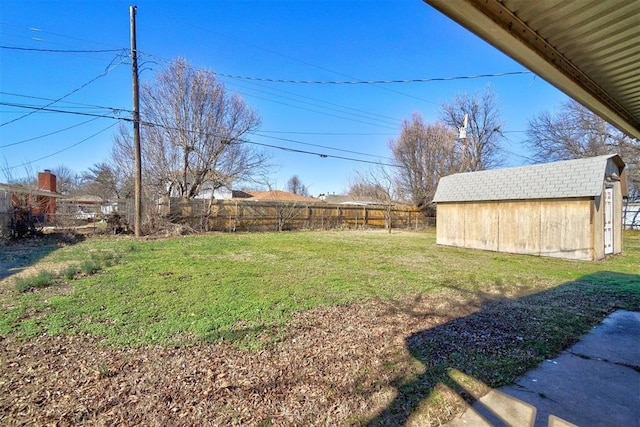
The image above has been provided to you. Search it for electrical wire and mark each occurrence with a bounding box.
[139,51,404,128]
[1,102,393,170]
[3,121,119,172]
[220,77,403,126]
[259,130,395,136]
[0,102,130,121]
[237,138,397,168]
[3,101,529,170]
[0,102,398,166]
[0,22,125,50]
[0,91,132,115]
[0,52,128,127]
[250,132,396,162]
[235,90,400,131]
[138,16,438,105]
[0,44,125,53]
[0,116,102,148]
[215,70,533,85]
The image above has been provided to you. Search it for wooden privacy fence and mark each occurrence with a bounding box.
[0,191,11,239]
[159,198,433,232]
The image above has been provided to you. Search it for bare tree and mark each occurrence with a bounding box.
[1,160,35,187]
[110,123,136,194]
[389,113,459,209]
[349,165,396,233]
[440,86,505,172]
[51,164,81,195]
[113,58,269,200]
[286,175,309,196]
[526,99,640,199]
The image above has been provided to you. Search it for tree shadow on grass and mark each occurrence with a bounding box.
[0,232,85,282]
[367,271,640,426]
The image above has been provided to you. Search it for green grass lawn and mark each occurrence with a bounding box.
[2,229,639,348]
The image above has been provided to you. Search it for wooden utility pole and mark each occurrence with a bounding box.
[130,5,142,237]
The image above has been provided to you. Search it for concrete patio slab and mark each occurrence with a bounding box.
[445,310,640,427]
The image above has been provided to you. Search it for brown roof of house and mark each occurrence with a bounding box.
[241,190,318,203]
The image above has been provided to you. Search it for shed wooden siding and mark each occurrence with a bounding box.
[433,155,627,261]
[437,199,594,260]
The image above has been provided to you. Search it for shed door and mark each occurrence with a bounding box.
[604,188,614,255]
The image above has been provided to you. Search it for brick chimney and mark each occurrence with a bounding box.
[38,169,57,192]
[37,170,57,220]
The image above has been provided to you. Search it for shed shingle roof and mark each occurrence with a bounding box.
[433,154,624,203]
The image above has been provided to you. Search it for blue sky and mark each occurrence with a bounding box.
[0,0,569,195]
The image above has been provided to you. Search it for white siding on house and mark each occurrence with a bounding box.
[625,203,640,230]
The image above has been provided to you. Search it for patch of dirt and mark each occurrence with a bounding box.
[0,291,486,426]
[0,234,81,303]
[0,234,80,280]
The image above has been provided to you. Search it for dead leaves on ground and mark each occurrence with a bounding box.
[0,293,470,426]
[1,283,628,426]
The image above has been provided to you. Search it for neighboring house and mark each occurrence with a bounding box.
[433,154,627,261]
[0,170,61,236]
[195,184,233,200]
[163,170,234,200]
[0,170,59,220]
[58,194,103,219]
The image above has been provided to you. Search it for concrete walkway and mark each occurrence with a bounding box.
[446,310,640,427]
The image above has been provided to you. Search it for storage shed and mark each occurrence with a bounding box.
[432,155,627,261]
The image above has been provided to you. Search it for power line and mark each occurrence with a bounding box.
[3,99,533,172]
[0,116,102,148]
[0,52,128,127]
[0,44,125,53]
[138,15,437,105]
[139,52,404,128]
[0,102,130,121]
[221,77,403,126]
[2,102,393,169]
[3,122,118,172]
[238,138,397,168]
[251,132,396,162]
[259,130,395,136]
[232,90,399,130]
[4,101,529,170]
[0,22,126,50]
[0,91,132,114]
[215,70,533,85]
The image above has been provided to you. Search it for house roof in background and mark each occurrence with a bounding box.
[241,190,318,203]
[321,194,386,205]
[433,154,625,203]
[0,183,65,198]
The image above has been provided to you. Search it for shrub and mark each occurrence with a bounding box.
[80,260,101,276]
[15,270,58,292]
[63,265,79,280]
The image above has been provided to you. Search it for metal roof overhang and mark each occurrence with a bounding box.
[423,0,640,140]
